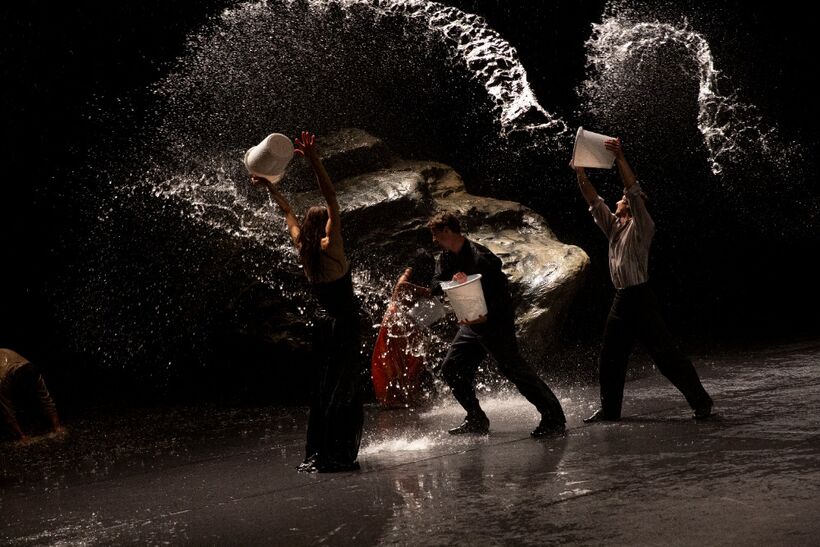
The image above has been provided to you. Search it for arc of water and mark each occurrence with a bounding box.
[149,0,578,260]
[144,0,583,317]
[282,0,568,140]
[584,17,791,176]
[150,0,574,250]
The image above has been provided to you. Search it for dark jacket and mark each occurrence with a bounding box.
[431,238,514,328]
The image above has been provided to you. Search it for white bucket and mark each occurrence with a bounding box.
[572,126,616,169]
[244,133,294,184]
[440,274,488,322]
[407,297,446,328]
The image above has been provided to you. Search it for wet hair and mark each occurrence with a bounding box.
[427,211,461,234]
[297,205,329,282]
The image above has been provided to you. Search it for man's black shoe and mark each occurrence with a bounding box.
[583,408,619,423]
[531,419,566,438]
[693,398,713,420]
[448,413,490,435]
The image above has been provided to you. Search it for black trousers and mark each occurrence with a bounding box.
[305,314,364,465]
[599,283,711,418]
[440,321,566,424]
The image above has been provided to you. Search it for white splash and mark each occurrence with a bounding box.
[360,435,438,454]
[278,0,567,138]
[148,152,287,249]
[582,15,797,176]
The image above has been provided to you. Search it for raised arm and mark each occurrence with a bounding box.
[295,131,341,241]
[572,160,617,237]
[605,138,653,234]
[605,138,637,191]
[253,176,300,245]
[571,161,600,207]
[395,267,432,300]
[393,267,433,305]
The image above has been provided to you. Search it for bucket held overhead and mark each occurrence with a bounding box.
[244,133,294,184]
[572,127,616,169]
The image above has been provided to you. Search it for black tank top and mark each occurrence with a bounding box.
[311,268,358,320]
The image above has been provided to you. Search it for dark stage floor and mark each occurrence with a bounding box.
[2,341,819,545]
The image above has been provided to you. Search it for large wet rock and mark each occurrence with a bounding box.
[249,129,589,366]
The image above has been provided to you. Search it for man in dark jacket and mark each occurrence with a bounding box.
[401,212,566,437]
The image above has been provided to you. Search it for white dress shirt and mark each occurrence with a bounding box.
[589,182,655,289]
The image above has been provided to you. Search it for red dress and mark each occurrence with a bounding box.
[370,268,428,408]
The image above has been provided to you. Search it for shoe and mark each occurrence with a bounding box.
[297,455,319,474]
[531,418,566,438]
[693,398,713,420]
[583,408,619,423]
[448,412,490,435]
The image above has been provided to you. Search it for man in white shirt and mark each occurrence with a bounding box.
[572,138,713,422]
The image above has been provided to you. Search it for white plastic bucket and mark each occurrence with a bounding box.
[572,126,616,169]
[244,133,294,184]
[440,274,488,322]
[407,297,446,328]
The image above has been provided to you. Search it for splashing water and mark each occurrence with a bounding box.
[581,11,800,176]
[147,0,569,249]
[360,435,442,454]
[146,0,799,270]
[360,393,548,455]
[63,0,814,381]
[318,0,568,137]
[156,0,568,140]
[114,0,572,377]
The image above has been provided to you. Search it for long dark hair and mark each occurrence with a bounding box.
[297,205,329,282]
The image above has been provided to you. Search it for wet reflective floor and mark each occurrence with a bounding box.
[2,341,819,545]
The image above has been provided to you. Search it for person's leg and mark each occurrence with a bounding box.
[636,287,712,415]
[321,320,365,470]
[302,319,332,470]
[479,322,565,425]
[440,327,487,415]
[440,327,489,433]
[304,373,324,462]
[594,292,637,420]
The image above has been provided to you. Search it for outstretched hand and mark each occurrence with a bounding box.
[294,130,317,158]
[604,138,625,160]
[569,159,585,175]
